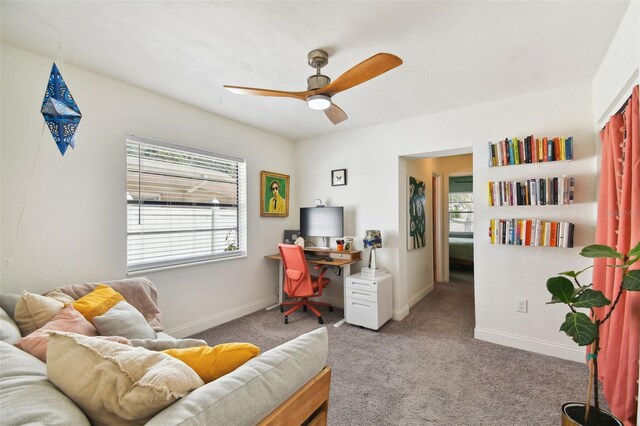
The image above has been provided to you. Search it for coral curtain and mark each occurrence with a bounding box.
[594,85,640,426]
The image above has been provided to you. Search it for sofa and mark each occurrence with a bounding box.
[0,277,331,425]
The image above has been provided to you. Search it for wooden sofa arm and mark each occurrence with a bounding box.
[258,366,331,426]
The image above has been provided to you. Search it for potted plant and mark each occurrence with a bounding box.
[546,241,640,425]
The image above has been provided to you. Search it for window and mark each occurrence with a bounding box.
[449,175,473,236]
[449,192,473,235]
[126,135,246,272]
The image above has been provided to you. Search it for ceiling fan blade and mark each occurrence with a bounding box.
[324,103,348,125]
[320,53,403,97]
[224,85,311,101]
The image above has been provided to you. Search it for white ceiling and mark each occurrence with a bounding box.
[0,1,630,140]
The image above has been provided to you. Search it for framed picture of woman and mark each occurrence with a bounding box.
[261,171,289,217]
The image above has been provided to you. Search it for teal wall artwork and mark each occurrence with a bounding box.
[408,176,426,250]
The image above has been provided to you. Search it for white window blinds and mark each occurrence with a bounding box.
[126,135,246,272]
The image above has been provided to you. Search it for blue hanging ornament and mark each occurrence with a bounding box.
[40,63,82,155]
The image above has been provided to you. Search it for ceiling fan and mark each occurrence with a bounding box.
[223,49,403,125]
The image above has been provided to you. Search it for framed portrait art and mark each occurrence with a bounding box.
[331,169,347,186]
[261,171,289,217]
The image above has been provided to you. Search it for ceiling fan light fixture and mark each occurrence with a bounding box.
[307,94,331,111]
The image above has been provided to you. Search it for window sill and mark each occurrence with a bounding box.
[127,254,247,276]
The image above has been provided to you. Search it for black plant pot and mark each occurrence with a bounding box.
[561,403,622,426]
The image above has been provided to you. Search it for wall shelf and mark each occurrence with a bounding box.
[488,136,573,167]
[488,176,574,206]
[489,219,574,248]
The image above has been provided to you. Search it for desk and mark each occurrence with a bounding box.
[265,249,361,327]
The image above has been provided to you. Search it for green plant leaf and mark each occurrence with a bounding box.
[573,284,592,296]
[559,265,593,278]
[622,269,640,291]
[626,256,640,267]
[628,241,640,258]
[547,276,574,304]
[572,289,611,308]
[560,312,597,346]
[580,244,624,259]
[546,295,563,305]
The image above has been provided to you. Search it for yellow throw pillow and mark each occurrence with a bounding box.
[163,343,260,383]
[72,284,124,322]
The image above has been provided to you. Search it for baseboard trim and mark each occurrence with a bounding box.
[408,283,434,308]
[474,327,584,363]
[388,283,432,322]
[165,297,275,338]
[393,305,409,321]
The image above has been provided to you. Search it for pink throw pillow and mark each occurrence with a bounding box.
[15,305,98,362]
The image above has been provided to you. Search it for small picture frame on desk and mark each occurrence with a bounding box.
[283,230,300,244]
[331,169,347,186]
[344,237,354,251]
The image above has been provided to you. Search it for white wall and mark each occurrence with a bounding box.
[0,45,297,336]
[295,83,596,361]
[402,158,432,309]
[592,0,639,127]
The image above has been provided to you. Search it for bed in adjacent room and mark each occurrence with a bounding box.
[448,236,474,268]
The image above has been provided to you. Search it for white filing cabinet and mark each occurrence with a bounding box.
[345,272,393,330]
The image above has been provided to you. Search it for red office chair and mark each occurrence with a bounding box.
[278,243,333,324]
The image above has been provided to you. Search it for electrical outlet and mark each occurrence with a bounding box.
[516,299,528,313]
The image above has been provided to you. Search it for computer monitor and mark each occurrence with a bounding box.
[300,207,344,249]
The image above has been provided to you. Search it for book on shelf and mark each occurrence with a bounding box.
[488,135,573,167]
[489,219,574,248]
[488,176,574,206]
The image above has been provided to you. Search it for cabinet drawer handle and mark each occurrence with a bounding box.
[352,302,370,308]
[353,282,370,287]
[351,291,369,296]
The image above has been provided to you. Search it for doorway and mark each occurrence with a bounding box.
[447,173,474,284]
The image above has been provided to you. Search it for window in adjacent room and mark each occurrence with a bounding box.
[126,135,246,272]
[448,175,473,236]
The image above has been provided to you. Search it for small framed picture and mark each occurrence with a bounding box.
[283,230,300,244]
[344,237,354,251]
[331,169,347,186]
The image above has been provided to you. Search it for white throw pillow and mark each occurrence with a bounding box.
[14,291,64,336]
[47,331,204,425]
[92,301,157,339]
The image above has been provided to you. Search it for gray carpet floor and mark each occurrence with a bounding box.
[191,274,598,425]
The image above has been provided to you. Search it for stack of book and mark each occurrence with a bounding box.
[489,219,574,248]
[488,136,573,167]
[488,176,574,206]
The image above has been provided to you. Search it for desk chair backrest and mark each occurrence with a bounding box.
[278,244,325,298]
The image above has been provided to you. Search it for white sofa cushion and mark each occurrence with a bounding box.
[46,331,204,426]
[147,327,328,426]
[0,307,21,344]
[0,340,90,425]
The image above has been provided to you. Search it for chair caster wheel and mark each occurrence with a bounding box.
[303,305,307,312]
[318,317,324,324]
[328,306,334,312]
[284,316,288,324]
[280,306,284,313]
